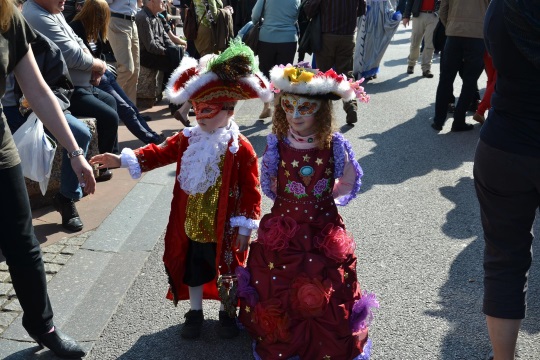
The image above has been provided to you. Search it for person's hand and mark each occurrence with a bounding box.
[234,234,250,252]
[89,153,121,169]
[70,156,96,194]
[402,17,410,27]
[90,71,102,86]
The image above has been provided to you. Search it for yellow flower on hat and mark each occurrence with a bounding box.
[283,67,299,82]
[297,70,314,82]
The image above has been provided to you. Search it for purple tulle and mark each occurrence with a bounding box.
[333,133,363,206]
[235,266,259,307]
[350,291,379,333]
[261,134,279,200]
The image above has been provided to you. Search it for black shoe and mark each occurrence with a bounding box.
[407,65,414,74]
[216,310,239,339]
[141,115,152,122]
[181,310,203,339]
[29,328,86,359]
[346,109,358,124]
[53,193,83,232]
[422,70,434,78]
[149,134,166,145]
[451,123,474,132]
[95,169,113,182]
[447,103,456,113]
[431,122,443,131]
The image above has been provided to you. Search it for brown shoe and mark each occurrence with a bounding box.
[346,108,358,124]
[407,65,414,74]
[96,169,113,182]
[473,112,485,124]
[422,70,434,78]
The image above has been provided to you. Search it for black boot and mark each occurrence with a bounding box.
[53,193,83,232]
[216,310,239,339]
[29,327,86,359]
[180,310,204,339]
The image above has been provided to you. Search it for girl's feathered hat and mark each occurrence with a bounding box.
[166,39,273,104]
[269,63,370,103]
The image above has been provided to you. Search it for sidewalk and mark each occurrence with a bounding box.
[0,100,185,357]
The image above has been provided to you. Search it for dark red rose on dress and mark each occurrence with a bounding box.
[315,224,355,262]
[253,299,291,344]
[257,216,299,251]
[290,274,333,318]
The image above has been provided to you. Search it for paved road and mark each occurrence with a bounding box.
[87,26,540,360]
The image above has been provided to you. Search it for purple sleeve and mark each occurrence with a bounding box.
[333,133,363,206]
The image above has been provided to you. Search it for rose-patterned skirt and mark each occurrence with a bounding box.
[237,197,372,360]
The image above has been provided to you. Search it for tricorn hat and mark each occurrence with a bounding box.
[166,39,273,104]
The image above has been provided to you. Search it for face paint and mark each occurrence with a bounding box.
[192,102,224,120]
[281,94,321,118]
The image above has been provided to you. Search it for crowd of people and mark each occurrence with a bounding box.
[1,0,539,359]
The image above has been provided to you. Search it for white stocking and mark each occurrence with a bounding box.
[188,286,203,311]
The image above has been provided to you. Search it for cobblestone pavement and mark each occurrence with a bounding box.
[0,231,94,336]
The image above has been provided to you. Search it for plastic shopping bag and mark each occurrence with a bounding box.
[12,113,57,195]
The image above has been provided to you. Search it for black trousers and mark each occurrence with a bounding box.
[433,36,485,127]
[474,140,540,319]
[140,46,184,90]
[257,40,297,79]
[0,164,53,335]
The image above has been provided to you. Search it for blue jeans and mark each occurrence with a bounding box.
[98,70,160,144]
[433,36,485,127]
[4,106,91,200]
[69,86,119,154]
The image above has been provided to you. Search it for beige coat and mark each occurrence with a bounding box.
[439,0,490,39]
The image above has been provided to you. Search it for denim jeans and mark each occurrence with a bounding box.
[434,36,485,127]
[98,70,160,144]
[0,164,54,335]
[69,86,119,153]
[3,107,91,200]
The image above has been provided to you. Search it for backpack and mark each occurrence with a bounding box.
[184,0,204,40]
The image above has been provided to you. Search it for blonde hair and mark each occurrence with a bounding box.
[73,0,110,42]
[272,93,335,150]
[0,0,15,33]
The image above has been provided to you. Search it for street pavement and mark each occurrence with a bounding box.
[2,26,540,359]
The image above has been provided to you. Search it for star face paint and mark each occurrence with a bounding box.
[281,94,321,118]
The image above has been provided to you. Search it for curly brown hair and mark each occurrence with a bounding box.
[272,93,335,149]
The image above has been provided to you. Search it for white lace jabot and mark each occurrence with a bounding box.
[179,120,240,195]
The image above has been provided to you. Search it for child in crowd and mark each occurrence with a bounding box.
[90,41,273,340]
[237,64,377,359]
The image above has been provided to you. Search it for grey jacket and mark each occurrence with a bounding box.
[23,0,94,87]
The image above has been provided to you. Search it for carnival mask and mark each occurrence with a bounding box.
[192,102,235,120]
[281,94,321,118]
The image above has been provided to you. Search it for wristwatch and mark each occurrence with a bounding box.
[67,148,84,159]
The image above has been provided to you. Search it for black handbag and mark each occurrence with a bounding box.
[242,0,265,55]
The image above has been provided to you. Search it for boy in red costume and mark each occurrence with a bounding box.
[90,40,273,340]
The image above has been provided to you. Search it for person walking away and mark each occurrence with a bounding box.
[431,0,489,132]
[303,0,367,125]
[473,0,540,359]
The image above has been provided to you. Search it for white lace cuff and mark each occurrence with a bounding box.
[120,148,142,179]
[230,216,259,231]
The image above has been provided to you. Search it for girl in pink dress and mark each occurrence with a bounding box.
[237,64,378,360]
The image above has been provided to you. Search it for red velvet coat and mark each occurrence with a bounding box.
[134,131,262,304]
